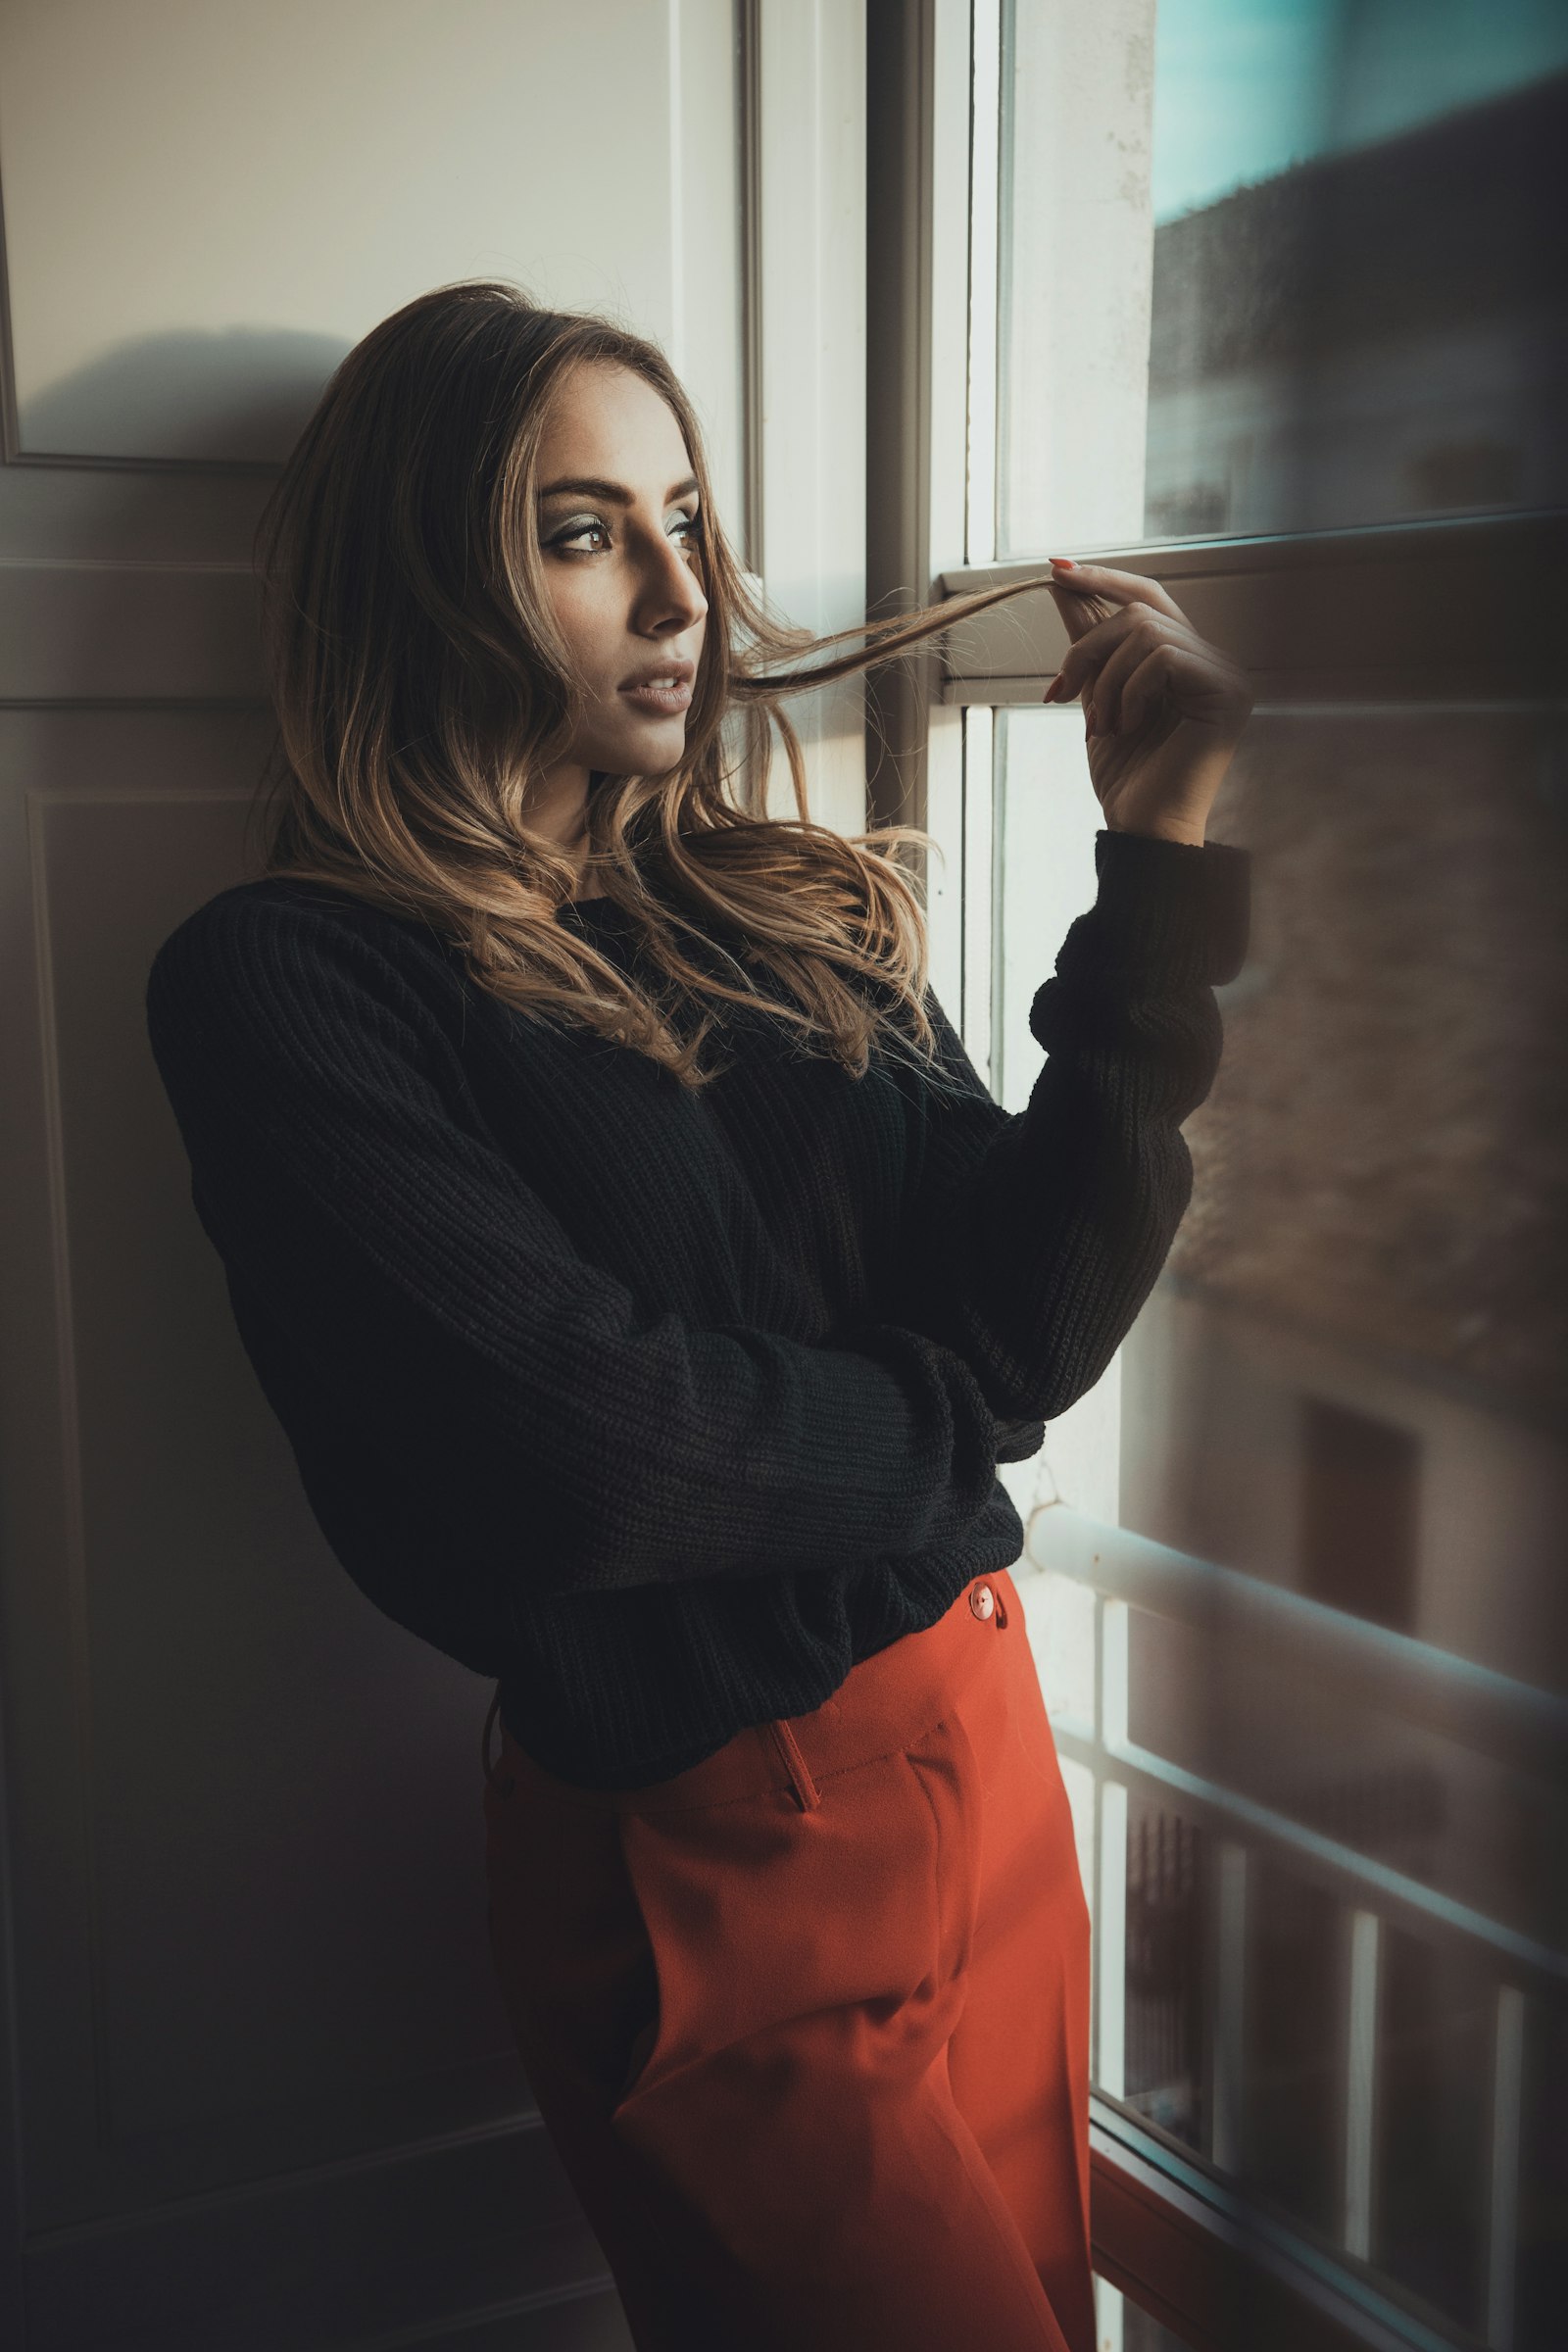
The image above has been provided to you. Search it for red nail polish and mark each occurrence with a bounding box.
[1050,556,1077,570]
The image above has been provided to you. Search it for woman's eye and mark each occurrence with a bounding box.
[551,514,703,555]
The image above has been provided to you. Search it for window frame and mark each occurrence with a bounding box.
[939,511,1568,710]
[865,3,1567,2343]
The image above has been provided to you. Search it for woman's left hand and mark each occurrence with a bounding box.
[1044,559,1252,846]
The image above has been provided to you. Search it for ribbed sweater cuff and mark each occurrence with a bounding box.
[1080,826,1251,989]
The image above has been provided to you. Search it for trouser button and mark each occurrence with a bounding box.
[968,1582,996,1620]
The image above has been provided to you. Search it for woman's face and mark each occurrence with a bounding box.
[534,361,710,781]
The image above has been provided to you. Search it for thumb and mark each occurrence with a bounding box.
[1047,579,1114,645]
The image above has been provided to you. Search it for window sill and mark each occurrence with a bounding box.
[1091,2097,1466,2352]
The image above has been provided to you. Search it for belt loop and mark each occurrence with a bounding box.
[766,1718,822,1812]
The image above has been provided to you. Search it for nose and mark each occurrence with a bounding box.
[635,529,708,636]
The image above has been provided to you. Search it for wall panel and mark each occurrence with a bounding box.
[0,4,766,2343]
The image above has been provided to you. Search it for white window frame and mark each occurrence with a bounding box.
[865,5,1568,2347]
[744,0,870,846]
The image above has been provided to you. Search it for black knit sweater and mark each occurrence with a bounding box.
[144,827,1250,1788]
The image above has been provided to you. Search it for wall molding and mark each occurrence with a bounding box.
[0,129,279,477]
[23,2115,615,2352]
[0,560,264,702]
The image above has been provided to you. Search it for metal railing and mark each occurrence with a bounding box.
[1018,1504,1568,2352]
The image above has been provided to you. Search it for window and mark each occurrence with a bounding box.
[1298,1397,1420,1634]
[867,4,1568,2345]
[998,0,1568,553]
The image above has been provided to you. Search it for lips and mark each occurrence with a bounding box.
[618,676,694,715]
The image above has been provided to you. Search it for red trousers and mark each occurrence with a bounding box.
[482,1565,1094,2352]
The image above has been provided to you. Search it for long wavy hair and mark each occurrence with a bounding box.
[251,279,1049,1092]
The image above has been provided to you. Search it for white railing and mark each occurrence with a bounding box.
[1017,1505,1568,2352]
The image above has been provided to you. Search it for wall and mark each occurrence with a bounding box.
[0,4,864,2343]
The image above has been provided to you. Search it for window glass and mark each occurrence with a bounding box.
[1112,2288,1200,2352]
[997,0,1568,553]
[995,702,1568,2346]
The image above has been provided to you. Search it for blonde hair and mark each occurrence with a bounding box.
[250,279,1047,1091]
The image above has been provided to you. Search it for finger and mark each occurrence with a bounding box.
[1086,626,1165,734]
[1047,604,1187,706]
[1115,644,1179,739]
[1049,558,1191,629]
[1047,577,1118,646]
[1046,604,1144,700]
[1119,639,1245,736]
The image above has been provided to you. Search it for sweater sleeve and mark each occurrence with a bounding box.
[887,828,1250,1426]
[145,894,1011,1601]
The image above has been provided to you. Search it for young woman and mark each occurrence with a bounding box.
[146,280,1251,2352]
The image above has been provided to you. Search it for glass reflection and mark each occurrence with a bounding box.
[996,702,1568,2346]
[999,0,1568,551]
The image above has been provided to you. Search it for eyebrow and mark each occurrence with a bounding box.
[537,472,700,506]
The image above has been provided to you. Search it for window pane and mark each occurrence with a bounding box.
[1122,2312,1199,2352]
[1123,1794,1209,2150]
[997,0,1568,553]
[1099,2281,1203,2352]
[1243,1861,1342,2243]
[998,702,1568,2343]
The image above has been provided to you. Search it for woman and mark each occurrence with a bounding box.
[146,280,1250,2352]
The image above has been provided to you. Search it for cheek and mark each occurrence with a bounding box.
[544,577,613,678]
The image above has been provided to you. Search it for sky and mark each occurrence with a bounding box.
[1151,0,1568,220]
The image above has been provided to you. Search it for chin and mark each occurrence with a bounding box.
[602,721,689,769]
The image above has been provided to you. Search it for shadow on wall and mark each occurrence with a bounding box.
[17,322,353,466]
[7,327,356,717]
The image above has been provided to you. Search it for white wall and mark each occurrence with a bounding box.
[1,0,744,516]
[0,3,867,2343]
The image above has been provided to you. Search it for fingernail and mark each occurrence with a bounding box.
[1050,556,1077,570]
